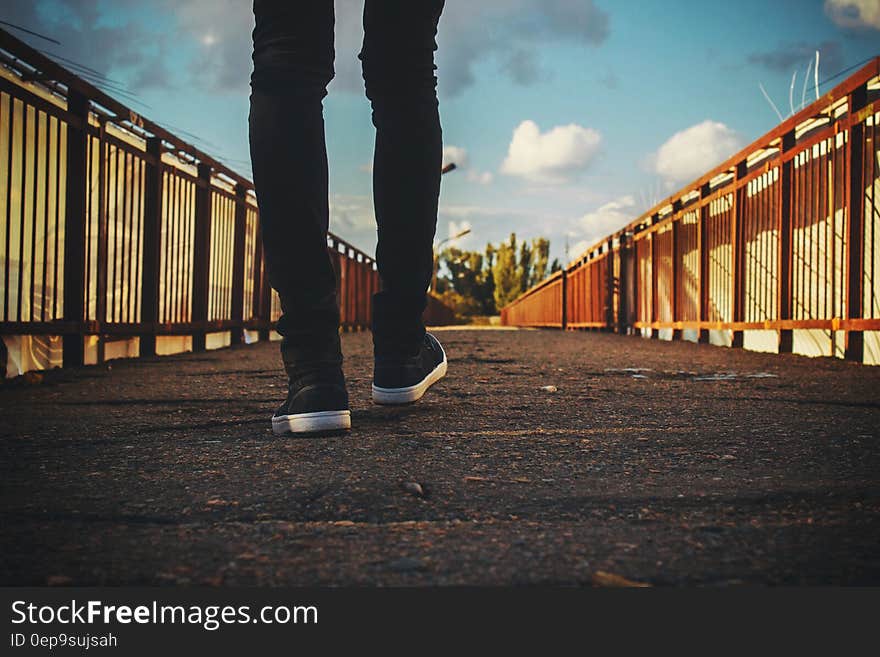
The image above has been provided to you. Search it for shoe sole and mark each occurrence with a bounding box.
[372,349,448,405]
[271,409,351,435]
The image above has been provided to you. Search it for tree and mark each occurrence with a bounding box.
[434,233,555,315]
[517,239,532,293]
[437,244,496,315]
[492,234,522,309]
[483,243,497,313]
[529,237,550,287]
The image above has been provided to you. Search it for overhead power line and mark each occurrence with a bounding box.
[0,20,61,45]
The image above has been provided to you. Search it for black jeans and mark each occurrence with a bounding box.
[249,0,444,360]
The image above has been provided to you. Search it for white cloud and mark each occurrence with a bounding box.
[569,195,638,255]
[445,220,474,248]
[650,120,742,185]
[825,0,880,30]
[466,170,494,185]
[442,145,470,169]
[329,194,376,243]
[439,204,539,220]
[442,145,493,184]
[501,120,602,183]
[448,220,472,238]
[568,240,591,259]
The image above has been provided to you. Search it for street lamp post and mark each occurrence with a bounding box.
[431,160,464,293]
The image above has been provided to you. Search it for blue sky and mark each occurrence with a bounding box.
[4,0,879,264]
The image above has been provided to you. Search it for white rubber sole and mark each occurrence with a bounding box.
[372,352,448,405]
[271,409,351,435]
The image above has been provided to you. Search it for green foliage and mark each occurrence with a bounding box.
[493,234,522,310]
[530,237,550,287]
[435,233,556,316]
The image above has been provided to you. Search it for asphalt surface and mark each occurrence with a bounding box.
[2,327,879,586]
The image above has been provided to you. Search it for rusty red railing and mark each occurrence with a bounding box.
[502,57,880,364]
[0,29,452,375]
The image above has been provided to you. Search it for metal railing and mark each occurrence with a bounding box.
[502,57,880,363]
[0,29,452,373]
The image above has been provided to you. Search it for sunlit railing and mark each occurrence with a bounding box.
[0,29,452,375]
[502,57,880,364]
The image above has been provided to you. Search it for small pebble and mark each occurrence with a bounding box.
[401,481,424,496]
[540,385,558,393]
[388,557,425,573]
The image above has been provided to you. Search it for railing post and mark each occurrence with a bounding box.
[251,223,265,341]
[230,183,248,346]
[62,91,89,368]
[561,267,568,330]
[259,272,272,342]
[698,183,711,343]
[139,137,162,357]
[778,130,796,354]
[671,200,682,341]
[617,233,631,334]
[94,121,108,363]
[605,238,615,330]
[845,85,868,362]
[732,160,748,349]
[650,213,660,339]
[191,162,212,352]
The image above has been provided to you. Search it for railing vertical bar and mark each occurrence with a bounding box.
[118,149,129,323]
[845,85,868,361]
[106,142,116,330]
[192,163,212,352]
[28,109,39,322]
[139,138,161,356]
[84,135,92,322]
[230,183,247,344]
[62,92,88,367]
[561,266,567,330]
[161,171,170,324]
[173,173,182,323]
[605,238,614,331]
[779,130,795,352]
[51,116,59,321]
[126,152,135,323]
[133,157,143,322]
[96,134,109,333]
[252,223,265,340]
[40,111,51,321]
[671,202,682,340]
[3,95,13,321]
[732,161,746,348]
[650,215,659,338]
[17,103,28,323]
[698,184,710,342]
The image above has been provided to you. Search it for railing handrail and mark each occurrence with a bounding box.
[505,268,564,308]
[562,56,880,269]
[501,57,880,363]
[0,28,380,265]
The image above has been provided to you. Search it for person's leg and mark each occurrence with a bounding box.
[360,0,445,356]
[361,0,448,405]
[249,0,349,433]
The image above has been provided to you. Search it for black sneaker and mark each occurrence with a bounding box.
[273,329,350,436]
[272,367,351,435]
[372,332,447,405]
